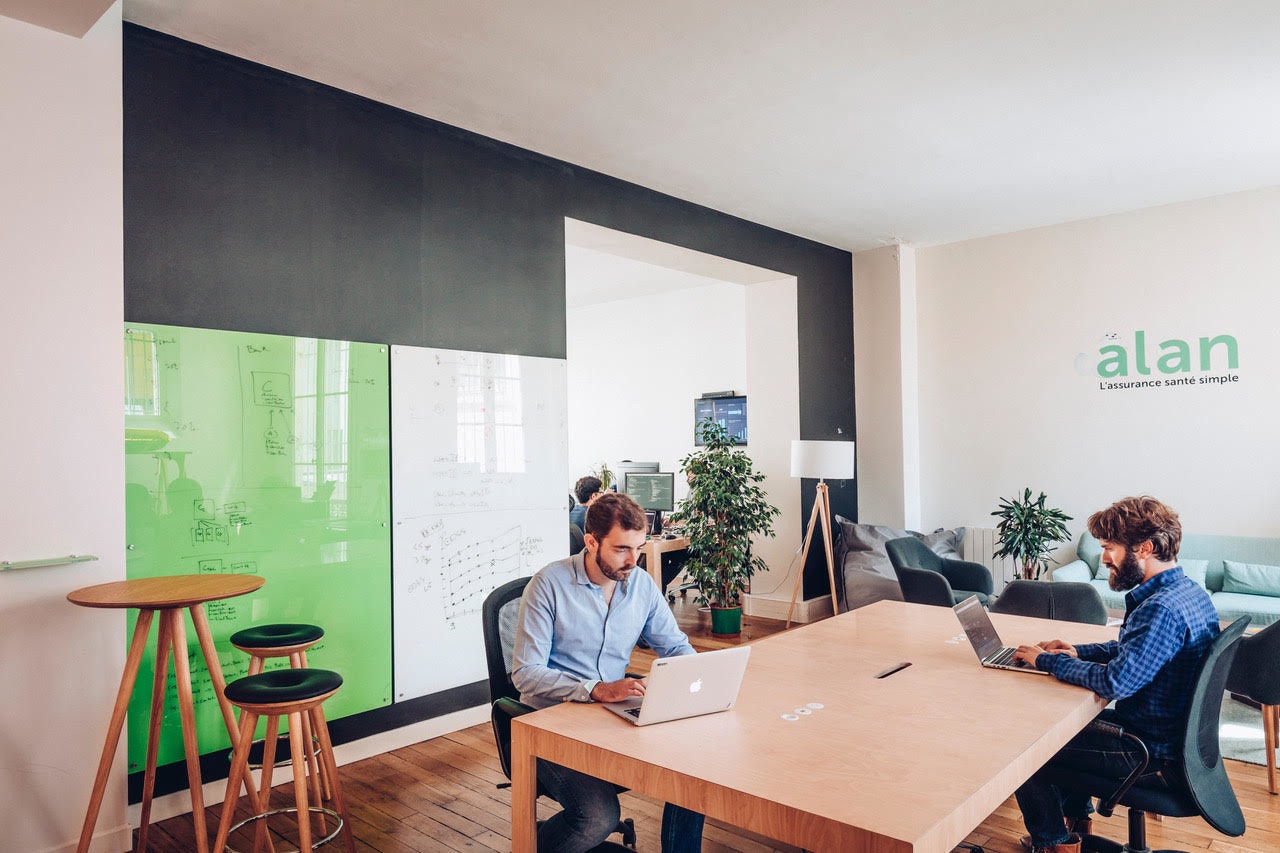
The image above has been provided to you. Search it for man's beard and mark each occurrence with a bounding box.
[1108,548,1145,591]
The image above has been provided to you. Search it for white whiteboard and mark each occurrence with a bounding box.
[391,345,569,701]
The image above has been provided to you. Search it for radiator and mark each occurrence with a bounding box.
[965,527,1019,593]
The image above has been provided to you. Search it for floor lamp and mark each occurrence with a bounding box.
[786,439,856,627]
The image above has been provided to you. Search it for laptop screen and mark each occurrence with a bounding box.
[954,595,1002,659]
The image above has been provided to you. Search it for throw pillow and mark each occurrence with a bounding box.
[1178,558,1209,590]
[832,517,967,579]
[1222,560,1280,598]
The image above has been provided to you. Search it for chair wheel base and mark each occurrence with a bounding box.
[224,805,343,852]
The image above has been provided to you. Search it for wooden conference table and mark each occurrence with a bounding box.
[511,599,1117,853]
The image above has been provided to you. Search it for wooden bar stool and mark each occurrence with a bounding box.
[67,574,266,853]
[214,668,355,853]
[230,623,330,800]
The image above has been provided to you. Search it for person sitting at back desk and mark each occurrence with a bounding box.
[1010,496,1219,853]
[513,491,705,853]
[569,475,602,532]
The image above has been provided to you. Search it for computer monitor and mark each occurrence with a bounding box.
[623,471,675,534]
[694,395,747,446]
[614,459,659,487]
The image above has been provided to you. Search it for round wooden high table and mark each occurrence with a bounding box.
[68,574,265,853]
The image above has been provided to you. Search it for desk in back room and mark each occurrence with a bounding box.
[511,599,1117,852]
[640,535,690,595]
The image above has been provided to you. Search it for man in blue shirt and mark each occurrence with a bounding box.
[568,475,602,533]
[513,491,705,852]
[1011,496,1219,853]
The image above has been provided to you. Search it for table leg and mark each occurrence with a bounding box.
[76,609,154,853]
[168,609,210,853]
[511,721,537,853]
[136,610,173,852]
[189,604,265,808]
[1265,703,1278,795]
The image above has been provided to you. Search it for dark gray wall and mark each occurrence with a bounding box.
[124,24,856,787]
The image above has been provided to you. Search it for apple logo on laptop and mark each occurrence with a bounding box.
[688,678,702,694]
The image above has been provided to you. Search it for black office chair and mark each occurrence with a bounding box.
[480,577,637,851]
[1225,618,1280,794]
[1042,616,1250,853]
[569,522,585,555]
[990,579,1108,625]
[886,537,993,606]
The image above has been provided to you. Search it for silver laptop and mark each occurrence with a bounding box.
[605,646,752,726]
[953,595,1049,675]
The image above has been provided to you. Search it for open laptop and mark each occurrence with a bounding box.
[952,595,1049,675]
[605,645,752,726]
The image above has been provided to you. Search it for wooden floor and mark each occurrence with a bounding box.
[143,599,1280,852]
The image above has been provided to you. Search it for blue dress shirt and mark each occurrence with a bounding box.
[512,551,695,709]
[1035,566,1219,759]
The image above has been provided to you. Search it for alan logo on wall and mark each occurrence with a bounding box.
[1076,331,1241,391]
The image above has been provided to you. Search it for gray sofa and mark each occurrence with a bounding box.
[1051,531,1280,626]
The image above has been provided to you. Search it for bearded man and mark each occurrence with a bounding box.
[1010,496,1219,853]
[512,491,705,852]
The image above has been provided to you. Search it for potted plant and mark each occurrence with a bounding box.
[592,461,614,491]
[670,418,780,637]
[991,488,1073,580]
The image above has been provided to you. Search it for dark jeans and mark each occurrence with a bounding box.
[1015,710,1176,848]
[537,759,705,852]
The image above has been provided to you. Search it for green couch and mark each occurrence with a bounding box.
[1051,531,1280,626]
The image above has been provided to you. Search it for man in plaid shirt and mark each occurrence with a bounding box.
[1011,496,1219,853]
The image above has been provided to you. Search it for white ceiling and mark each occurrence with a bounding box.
[123,0,1280,252]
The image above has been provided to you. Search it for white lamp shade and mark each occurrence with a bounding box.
[790,439,856,480]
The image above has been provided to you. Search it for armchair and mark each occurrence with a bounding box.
[886,536,993,606]
[1225,619,1280,794]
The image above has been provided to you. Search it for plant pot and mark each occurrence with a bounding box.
[710,604,743,639]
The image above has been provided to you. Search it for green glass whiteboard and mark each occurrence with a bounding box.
[123,324,392,771]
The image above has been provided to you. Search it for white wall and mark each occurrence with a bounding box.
[0,6,127,853]
[741,278,801,600]
[854,245,915,528]
[858,186,1280,555]
[567,276,748,489]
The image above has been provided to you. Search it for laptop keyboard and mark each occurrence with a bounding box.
[989,647,1019,667]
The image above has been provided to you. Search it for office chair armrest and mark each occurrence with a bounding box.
[938,557,994,595]
[1081,718,1151,818]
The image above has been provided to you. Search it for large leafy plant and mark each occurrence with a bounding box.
[991,488,1073,580]
[670,419,780,608]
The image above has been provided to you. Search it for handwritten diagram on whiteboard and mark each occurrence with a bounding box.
[391,345,568,701]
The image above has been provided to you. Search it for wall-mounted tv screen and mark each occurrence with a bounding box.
[694,395,747,446]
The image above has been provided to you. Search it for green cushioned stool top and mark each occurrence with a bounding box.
[230,623,324,648]
[225,668,343,705]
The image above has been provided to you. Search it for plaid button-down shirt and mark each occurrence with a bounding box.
[1038,566,1220,759]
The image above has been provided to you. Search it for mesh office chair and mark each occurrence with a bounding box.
[1224,618,1280,794]
[1043,616,1250,853]
[886,536,993,606]
[990,579,1108,625]
[480,577,637,851]
[569,522,585,554]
